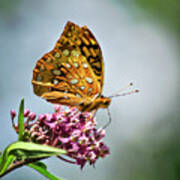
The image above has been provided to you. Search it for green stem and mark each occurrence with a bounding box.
[0,157,47,178]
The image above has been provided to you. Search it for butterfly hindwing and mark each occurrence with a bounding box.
[32,48,101,100]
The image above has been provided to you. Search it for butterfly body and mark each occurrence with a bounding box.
[32,21,111,112]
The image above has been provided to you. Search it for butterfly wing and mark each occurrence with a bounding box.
[32,22,104,108]
[55,21,104,92]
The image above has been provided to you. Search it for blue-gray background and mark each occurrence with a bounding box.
[0,0,179,180]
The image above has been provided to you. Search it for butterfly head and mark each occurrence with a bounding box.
[98,96,112,109]
[80,96,111,112]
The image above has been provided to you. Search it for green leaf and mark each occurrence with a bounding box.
[30,161,47,170]
[28,162,65,180]
[0,144,17,175]
[18,98,24,141]
[0,151,2,165]
[0,141,66,176]
[8,141,66,159]
[0,155,16,175]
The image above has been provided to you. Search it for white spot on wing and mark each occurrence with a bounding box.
[70,79,79,84]
[80,86,85,90]
[52,79,59,85]
[52,69,61,76]
[83,63,88,69]
[66,63,71,68]
[86,77,93,84]
[74,62,79,68]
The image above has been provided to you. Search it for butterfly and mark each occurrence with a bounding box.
[32,21,112,112]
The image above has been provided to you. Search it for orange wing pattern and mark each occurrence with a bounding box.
[55,21,104,90]
[32,21,104,107]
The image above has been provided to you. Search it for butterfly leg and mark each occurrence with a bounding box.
[103,108,112,129]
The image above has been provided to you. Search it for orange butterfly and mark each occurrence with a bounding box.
[32,21,111,112]
[32,21,138,113]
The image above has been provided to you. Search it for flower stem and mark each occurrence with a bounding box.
[0,157,48,178]
[57,156,76,164]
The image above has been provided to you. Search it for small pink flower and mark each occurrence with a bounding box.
[59,137,71,143]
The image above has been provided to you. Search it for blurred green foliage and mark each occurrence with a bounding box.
[135,0,179,32]
[115,0,180,34]
[0,0,21,17]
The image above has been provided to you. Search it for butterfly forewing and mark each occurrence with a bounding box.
[55,21,104,90]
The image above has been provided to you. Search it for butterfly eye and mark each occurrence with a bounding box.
[79,102,85,106]
[104,102,108,105]
[104,100,110,106]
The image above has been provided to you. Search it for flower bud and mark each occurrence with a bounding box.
[28,112,36,121]
[24,109,30,117]
[10,109,16,119]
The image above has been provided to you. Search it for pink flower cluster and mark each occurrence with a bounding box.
[11,105,109,168]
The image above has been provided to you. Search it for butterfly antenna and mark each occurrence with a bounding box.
[103,107,112,129]
[109,82,139,98]
[109,82,133,98]
[109,89,139,98]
